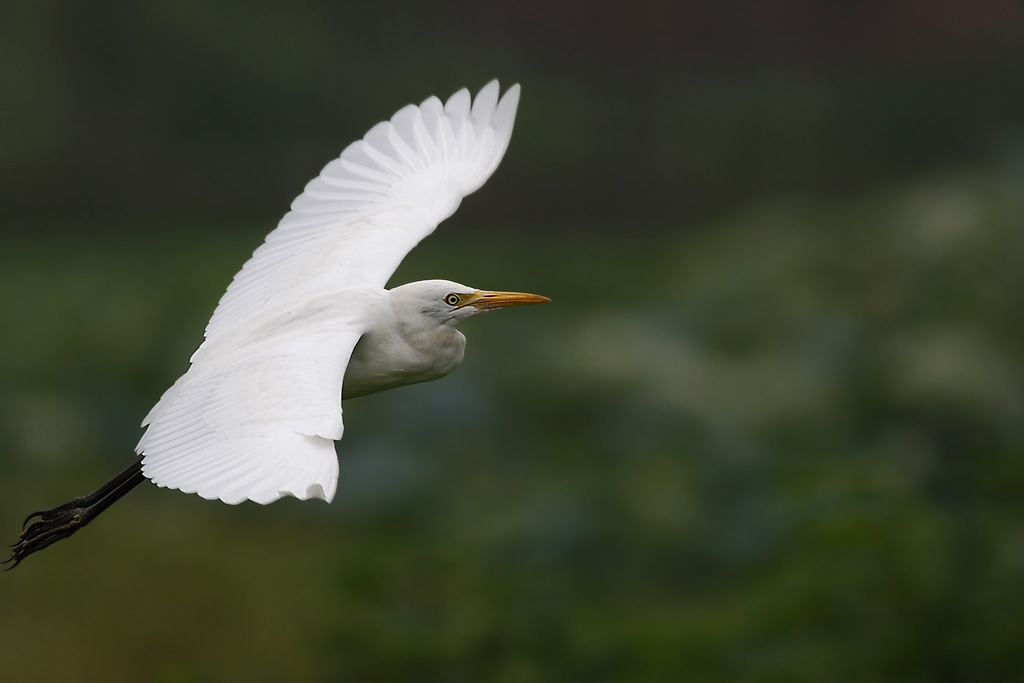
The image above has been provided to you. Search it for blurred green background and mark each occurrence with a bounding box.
[2,2,1024,681]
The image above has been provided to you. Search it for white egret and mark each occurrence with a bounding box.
[6,81,547,567]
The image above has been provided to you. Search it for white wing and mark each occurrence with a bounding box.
[206,80,520,340]
[137,81,521,505]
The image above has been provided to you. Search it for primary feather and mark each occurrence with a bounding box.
[137,81,521,505]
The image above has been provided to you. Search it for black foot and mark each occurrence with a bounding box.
[4,501,91,569]
[5,457,146,570]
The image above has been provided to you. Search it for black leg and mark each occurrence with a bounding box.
[4,456,146,569]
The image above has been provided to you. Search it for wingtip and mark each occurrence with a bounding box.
[495,83,521,132]
[474,80,501,110]
[478,79,519,93]
[444,87,472,117]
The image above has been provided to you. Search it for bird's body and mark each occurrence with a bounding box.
[343,282,470,399]
[6,81,547,567]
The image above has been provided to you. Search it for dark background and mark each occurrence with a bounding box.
[2,2,1023,681]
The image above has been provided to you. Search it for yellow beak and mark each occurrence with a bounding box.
[465,290,551,311]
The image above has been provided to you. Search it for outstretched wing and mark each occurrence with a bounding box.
[137,81,521,505]
[138,307,365,505]
[205,80,520,341]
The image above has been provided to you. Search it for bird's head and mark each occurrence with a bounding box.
[389,279,550,328]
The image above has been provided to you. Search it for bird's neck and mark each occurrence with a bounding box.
[342,310,466,400]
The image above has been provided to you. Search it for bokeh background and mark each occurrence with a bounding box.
[3,2,1024,681]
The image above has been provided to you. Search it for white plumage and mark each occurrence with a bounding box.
[137,81,532,505]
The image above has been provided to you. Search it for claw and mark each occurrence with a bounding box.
[5,457,146,569]
[22,510,46,529]
[22,497,84,529]
[5,506,88,569]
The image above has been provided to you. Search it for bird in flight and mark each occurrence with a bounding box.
[6,80,547,568]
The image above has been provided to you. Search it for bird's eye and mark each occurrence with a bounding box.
[444,293,461,306]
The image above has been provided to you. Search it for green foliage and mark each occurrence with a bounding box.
[1,168,1021,681]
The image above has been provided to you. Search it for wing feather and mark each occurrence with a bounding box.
[203,81,519,340]
[139,300,368,503]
